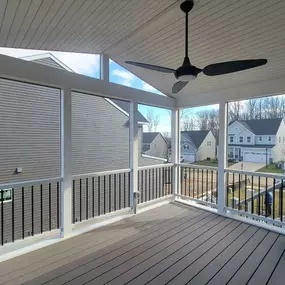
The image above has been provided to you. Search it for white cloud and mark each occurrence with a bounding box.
[141,82,157,92]
[112,69,135,81]
[0,47,100,76]
[112,69,136,87]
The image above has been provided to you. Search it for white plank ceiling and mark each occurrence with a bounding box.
[0,0,284,100]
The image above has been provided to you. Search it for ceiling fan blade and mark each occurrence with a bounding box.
[203,59,267,76]
[125,61,175,73]
[172,81,188,94]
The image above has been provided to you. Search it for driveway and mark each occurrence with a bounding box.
[228,162,265,172]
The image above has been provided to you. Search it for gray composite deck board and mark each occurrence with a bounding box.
[0,202,284,285]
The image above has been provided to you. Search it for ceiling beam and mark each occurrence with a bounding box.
[176,76,285,108]
[0,54,175,109]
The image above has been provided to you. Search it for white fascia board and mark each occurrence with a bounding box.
[177,76,285,108]
[0,54,175,109]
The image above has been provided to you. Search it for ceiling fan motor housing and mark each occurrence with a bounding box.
[175,57,201,81]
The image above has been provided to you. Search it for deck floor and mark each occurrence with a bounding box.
[0,202,285,285]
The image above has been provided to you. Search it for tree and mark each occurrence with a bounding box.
[146,110,160,132]
[182,116,195,131]
[228,101,243,122]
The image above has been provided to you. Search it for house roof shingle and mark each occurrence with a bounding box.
[25,53,148,125]
[230,118,282,135]
[109,99,148,124]
[143,132,160,144]
[181,130,210,149]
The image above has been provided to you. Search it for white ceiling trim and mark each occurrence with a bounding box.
[0,54,175,109]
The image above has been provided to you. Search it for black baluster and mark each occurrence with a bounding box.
[22,187,24,239]
[109,175,112,213]
[72,180,75,223]
[92,177,95,218]
[245,175,247,212]
[149,169,151,201]
[40,184,43,233]
[31,186,34,236]
[202,169,204,200]
[79,179,82,222]
[12,188,14,242]
[124,173,126,208]
[281,179,284,222]
[98,176,101,216]
[192,168,195,198]
[251,176,254,214]
[211,170,213,203]
[238,174,241,210]
[57,182,59,229]
[273,178,276,220]
[258,176,261,215]
[86,178,89,220]
[206,170,209,202]
[114,174,117,211]
[49,183,51,231]
[119,173,122,209]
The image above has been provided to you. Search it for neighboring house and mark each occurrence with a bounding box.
[0,54,166,243]
[142,132,168,159]
[228,118,285,163]
[180,130,216,162]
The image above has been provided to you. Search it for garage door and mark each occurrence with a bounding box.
[182,154,196,163]
[243,151,266,163]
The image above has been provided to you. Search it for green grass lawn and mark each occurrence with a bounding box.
[192,160,235,168]
[257,163,284,174]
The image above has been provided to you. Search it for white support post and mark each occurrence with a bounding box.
[171,109,180,197]
[100,54,109,82]
[129,101,139,213]
[60,87,73,237]
[218,101,228,215]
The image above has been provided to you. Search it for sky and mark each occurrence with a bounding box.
[0,47,219,133]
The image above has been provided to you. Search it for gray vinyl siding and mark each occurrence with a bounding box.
[72,92,130,174]
[0,57,166,245]
[0,78,61,184]
[31,57,66,70]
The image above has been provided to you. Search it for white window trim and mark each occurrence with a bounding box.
[229,136,234,143]
[268,136,272,142]
[246,136,251,143]
[258,136,263,142]
[0,188,12,203]
[239,136,244,143]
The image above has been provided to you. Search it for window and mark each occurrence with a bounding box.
[0,189,12,203]
[184,145,189,150]
[239,136,244,143]
[258,136,262,142]
[268,136,272,142]
[279,137,282,143]
[229,136,234,143]
[247,136,251,143]
[207,141,212,146]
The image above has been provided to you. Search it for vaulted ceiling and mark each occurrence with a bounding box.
[0,0,284,101]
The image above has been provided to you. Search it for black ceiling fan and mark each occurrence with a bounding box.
[125,0,267,94]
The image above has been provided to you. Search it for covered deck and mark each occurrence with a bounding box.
[0,203,284,285]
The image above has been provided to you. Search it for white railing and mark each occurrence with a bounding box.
[176,163,218,209]
[224,168,285,227]
[0,177,62,246]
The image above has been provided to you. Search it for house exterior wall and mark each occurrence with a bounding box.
[145,134,168,159]
[255,135,276,145]
[0,78,61,184]
[0,59,164,245]
[196,131,216,161]
[272,120,285,162]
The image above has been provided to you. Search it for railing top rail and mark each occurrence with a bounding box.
[177,163,218,171]
[138,163,174,171]
[72,168,131,178]
[0,177,63,189]
[225,168,285,179]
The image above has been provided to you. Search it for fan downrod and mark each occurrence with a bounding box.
[180,0,194,14]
